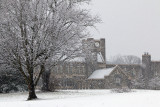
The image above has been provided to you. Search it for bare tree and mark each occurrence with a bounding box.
[0,0,99,100]
[109,55,141,64]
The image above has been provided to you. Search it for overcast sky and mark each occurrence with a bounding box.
[87,0,160,60]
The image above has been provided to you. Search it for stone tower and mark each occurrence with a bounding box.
[100,38,106,63]
[142,53,152,82]
[82,38,106,77]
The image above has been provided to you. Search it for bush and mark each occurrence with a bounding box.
[0,70,27,93]
[111,87,131,93]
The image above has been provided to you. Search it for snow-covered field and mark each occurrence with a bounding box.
[0,90,160,107]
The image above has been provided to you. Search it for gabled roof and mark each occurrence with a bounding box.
[88,65,132,80]
[88,66,116,79]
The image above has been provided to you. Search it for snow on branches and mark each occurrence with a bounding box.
[0,0,100,100]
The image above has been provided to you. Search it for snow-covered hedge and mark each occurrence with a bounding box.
[111,87,131,93]
[0,70,27,93]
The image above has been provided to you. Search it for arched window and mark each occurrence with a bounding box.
[67,65,70,74]
[60,65,63,73]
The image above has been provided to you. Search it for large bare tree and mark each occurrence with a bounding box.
[0,0,99,100]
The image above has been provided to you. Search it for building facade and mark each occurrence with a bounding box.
[47,38,160,90]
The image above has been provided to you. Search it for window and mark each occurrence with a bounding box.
[70,65,73,74]
[56,66,58,73]
[64,79,73,87]
[115,77,121,84]
[133,71,136,76]
[67,65,70,74]
[60,65,63,73]
[77,66,80,74]
[155,71,158,76]
[67,80,73,87]
[82,66,85,73]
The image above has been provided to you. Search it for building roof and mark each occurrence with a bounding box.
[88,67,116,79]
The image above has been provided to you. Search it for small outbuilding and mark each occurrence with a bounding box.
[88,65,131,89]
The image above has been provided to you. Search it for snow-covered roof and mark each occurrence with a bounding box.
[88,67,116,79]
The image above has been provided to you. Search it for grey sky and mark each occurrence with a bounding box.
[87,0,160,60]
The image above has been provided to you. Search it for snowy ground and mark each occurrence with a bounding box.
[0,89,160,107]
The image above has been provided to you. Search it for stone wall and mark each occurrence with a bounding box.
[49,62,87,90]
[87,79,105,89]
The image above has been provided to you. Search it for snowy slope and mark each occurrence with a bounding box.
[0,90,160,107]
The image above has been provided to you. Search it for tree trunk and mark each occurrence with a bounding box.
[27,79,37,100]
[41,70,51,91]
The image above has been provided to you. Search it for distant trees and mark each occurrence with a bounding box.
[0,0,99,100]
[108,55,141,64]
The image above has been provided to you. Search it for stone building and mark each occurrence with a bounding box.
[88,66,131,89]
[47,38,160,90]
